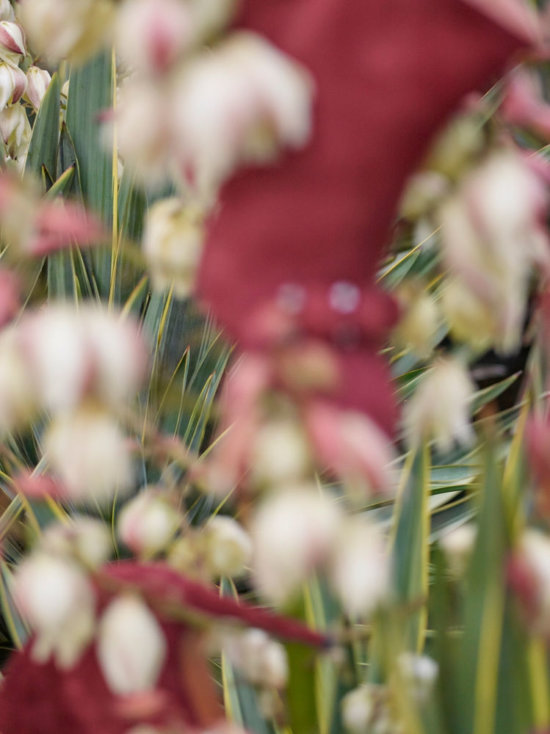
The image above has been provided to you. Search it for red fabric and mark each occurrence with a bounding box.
[103,562,328,647]
[0,561,326,734]
[197,0,532,429]
[0,623,205,734]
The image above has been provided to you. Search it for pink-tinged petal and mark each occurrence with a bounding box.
[501,70,550,139]
[199,354,271,493]
[507,552,538,620]
[0,22,25,55]
[12,471,66,500]
[10,64,27,104]
[519,150,550,187]
[0,172,21,212]
[0,267,19,327]
[28,201,106,256]
[525,415,550,517]
[305,400,395,493]
[101,561,330,648]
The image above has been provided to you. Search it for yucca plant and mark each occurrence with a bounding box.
[0,1,550,734]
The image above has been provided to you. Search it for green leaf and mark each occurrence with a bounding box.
[65,50,114,294]
[456,447,506,734]
[26,72,61,182]
[286,639,319,734]
[392,444,430,651]
[471,372,520,415]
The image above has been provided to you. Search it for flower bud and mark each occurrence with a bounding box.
[41,517,112,568]
[224,629,288,689]
[0,62,26,109]
[251,485,342,606]
[509,529,550,635]
[118,488,181,556]
[97,594,167,696]
[203,516,252,579]
[250,417,311,487]
[43,406,134,505]
[13,552,96,668]
[342,685,390,734]
[24,65,51,110]
[440,523,476,577]
[440,277,495,351]
[398,652,439,703]
[0,21,26,63]
[393,284,439,360]
[142,198,205,298]
[403,357,474,454]
[0,103,31,166]
[329,517,390,619]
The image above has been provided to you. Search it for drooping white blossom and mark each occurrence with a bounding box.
[24,65,51,110]
[97,594,167,696]
[43,406,134,505]
[142,197,205,298]
[203,516,252,579]
[18,0,113,63]
[0,21,25,64]
[439,149,549,353]
[329,516,390,619]
[0,103,31,168]
[13,552,96,668]
[224,629,288,689]
[20,304,147,412]
[0,62,26,110]
[115,0,193,74]
[251,485,342,606]
[173,32,314,199]
[118,488,181,556]
[403,357,475,453]
[250,417,311,487]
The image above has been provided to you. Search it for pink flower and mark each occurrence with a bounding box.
[0,172,106,256]
[12,471,65,501]
[29,199,106,256]
[501,70,550,139]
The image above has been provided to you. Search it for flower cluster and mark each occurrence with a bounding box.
[0,301,146,505]
[0,3,51,169]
